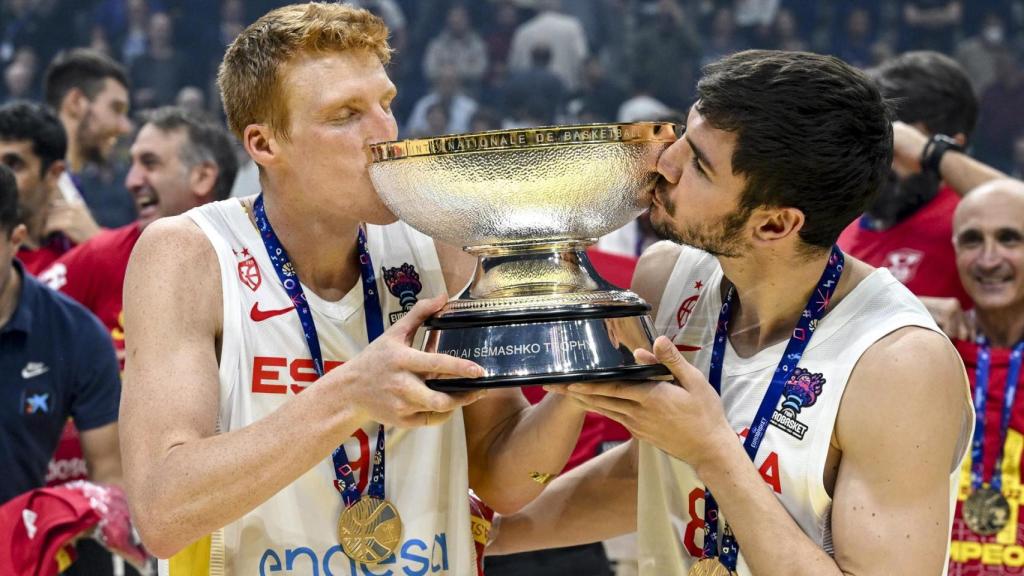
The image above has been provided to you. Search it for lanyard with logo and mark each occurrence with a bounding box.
[691,246,844,576]
[962,336,1024,536]
[253,194,401,564]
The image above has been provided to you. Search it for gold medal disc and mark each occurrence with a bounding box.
[963,485,1011,536]
[688,558,736,576]
[338,496,403,564]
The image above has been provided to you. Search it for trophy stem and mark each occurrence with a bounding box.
[456,241,613,301]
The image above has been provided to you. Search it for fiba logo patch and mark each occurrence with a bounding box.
[770,367,826,440]
[383,263,422,324]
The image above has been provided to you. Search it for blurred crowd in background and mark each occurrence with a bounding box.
[4,0,1024,232]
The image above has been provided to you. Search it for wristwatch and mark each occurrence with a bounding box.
[920,134,963,176]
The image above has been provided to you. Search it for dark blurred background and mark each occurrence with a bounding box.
[4,0,1024,217]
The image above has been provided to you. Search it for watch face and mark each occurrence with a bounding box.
[921,134,963,177]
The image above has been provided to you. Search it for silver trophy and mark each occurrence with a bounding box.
[369,123,677,390]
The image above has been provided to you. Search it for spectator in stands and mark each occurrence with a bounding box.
[617,73,671,123]
[405,65,478,136]
[508,0,588,92]
[219,0,245,49]
[118,0,149,69]
[701,7,745,69]
[832,7,877,69]
[974,52,1024,173]
[0,0,42,66]
[0,101,77,274]
[44,48,134,228]
[567,56,627,124]
[469,107,502,133]
[2,50,35,102]
[423,4,488,95]
[771,8,807,52]
[839,52,980,308]
[628,0,700,110]
[503,45,566,126]
[481,1,521,69]
[955,11,1013,97]
[901,0,963,54]
[174,85,205,117]
[733,0,781,45]
[129,11,187,110]
[1013,133,1024,180]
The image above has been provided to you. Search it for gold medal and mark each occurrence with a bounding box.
[338,496,403,564]
[688,558,736,576]
[963,485,1010,535]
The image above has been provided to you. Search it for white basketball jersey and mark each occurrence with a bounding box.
[159,197,472,576]
[636,243,967,575]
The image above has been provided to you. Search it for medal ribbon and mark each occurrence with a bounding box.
[702,245,844,570]
[970,337,1024,493]
[253,194,387,507]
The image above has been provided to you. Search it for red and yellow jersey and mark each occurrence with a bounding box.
[38,223,141,371]
[838,185,972,309]
[950,340,1024,575]
[36,225,139,490]
[17,234,75,276]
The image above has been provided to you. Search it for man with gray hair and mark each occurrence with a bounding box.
[40,106,238,367]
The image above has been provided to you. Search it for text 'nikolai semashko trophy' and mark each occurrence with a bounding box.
[370,122,677,390]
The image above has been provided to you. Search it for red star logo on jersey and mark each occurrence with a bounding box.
[236,248,262,292]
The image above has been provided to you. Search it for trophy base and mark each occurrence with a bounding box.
[422,303,671,391]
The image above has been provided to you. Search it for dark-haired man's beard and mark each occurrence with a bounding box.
[864,170,941,229]
[77,110,110,166]
[651,192,751,259]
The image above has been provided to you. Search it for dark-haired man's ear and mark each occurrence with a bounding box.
[952,133,967,148]
[8,223,27,250]
[45,160,66,186]
[61,88,88,121]
[191,163,219,201]
[243,124,278,169]
[751,206,804,244]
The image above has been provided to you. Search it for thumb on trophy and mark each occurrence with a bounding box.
[652,336,702,389]
[391,293,448,341]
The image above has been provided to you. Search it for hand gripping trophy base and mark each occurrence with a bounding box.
[422,241,670,391]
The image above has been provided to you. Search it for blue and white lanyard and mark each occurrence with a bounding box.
[702,246,845,570]
[254,194,387,506]
[970,337,1024,493]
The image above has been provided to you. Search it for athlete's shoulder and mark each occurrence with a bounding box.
[633,242,717,306]
[839,325,970,463]
[129,215,217,278]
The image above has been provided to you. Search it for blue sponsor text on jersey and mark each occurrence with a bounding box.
[260,532,450,576]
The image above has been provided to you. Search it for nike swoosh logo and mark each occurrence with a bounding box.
[250,302,295,322]
[675,344,702,352]
[21,365,49,379]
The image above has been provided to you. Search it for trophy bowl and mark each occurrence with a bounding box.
[369,123,678,390]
